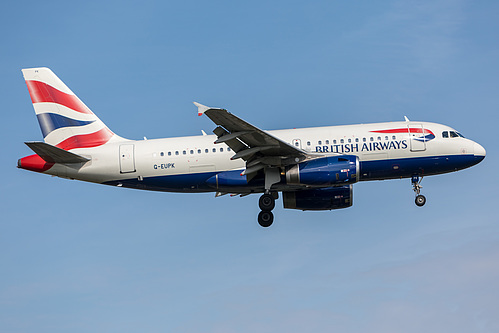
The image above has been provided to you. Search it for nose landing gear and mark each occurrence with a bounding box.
[257,192,276,227]
[412,175,426,207]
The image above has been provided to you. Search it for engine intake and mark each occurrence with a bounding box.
[286,155,359,186]
[282,185,353,211]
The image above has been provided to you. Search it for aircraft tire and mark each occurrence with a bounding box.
[258,211,274,227]
[259,193,275,211]
[415,195,426,207]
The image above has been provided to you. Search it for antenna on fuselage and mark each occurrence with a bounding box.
[404,116,410,122]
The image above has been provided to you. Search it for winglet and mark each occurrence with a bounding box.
[194,102,211,116]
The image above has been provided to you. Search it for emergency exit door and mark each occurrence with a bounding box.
[119,144,136,173]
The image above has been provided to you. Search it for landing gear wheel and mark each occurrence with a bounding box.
[258,211,274,227]
[415,194,426,207]
[259,193,275,211]
[411,176,426,207]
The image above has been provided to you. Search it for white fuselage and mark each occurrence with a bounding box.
[42,120,484,193]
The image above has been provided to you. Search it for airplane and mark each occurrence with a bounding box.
[18,67,486,227]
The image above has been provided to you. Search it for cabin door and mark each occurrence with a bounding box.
[408,124,426,152]
[119,144,136,173]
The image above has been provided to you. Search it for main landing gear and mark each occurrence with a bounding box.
[412,175,426,207]
[258,192,276,227]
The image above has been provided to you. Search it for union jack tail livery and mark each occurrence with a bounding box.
[22,67,119,150]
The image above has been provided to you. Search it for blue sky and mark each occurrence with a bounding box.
[1,0,498,332]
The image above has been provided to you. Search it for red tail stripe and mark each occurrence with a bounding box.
[25,80,93,114]
[371,128,434,135]
[56,128,114,151]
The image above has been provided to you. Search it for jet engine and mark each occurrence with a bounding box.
[286,155,359,186]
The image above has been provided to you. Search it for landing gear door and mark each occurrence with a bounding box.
[408,124,426,152]
[119,144,136,173]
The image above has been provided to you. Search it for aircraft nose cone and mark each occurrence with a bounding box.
[474,142,486,157]
[473,142,486,165]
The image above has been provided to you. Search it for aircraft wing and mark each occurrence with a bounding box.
[195,102,311,175]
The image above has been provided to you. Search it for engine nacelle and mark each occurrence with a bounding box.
[286,155,359,186]
[282,185,353,211]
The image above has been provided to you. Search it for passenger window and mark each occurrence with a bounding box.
[355,138,359,143]
[442,131,449,138]
[228,147,231,151]
[392,135,396,140]
[175,151,179,155]
[190,150,194,154]
[348,138,351,143]
[363,138,366,142]
[168,152,171,156]
[220,148,224,152]
[450,131,458,138]
[377,136,381,141]
[212,148,216,153]
[370,137,374,142]
[326,140,329,145]
[318,140,322,145]
[333,139,337,144]
[160,152,164,157]
[183,151,186,155]
[385,136,388,140]
[295,142,299,146]
[307,141,311,146]
[197,149,201,154]
[340,139,344,144]
[205,149,209,153]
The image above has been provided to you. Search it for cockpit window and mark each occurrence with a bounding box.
[443,130,465,138]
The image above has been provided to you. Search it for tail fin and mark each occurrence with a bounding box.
[22,67,120,150]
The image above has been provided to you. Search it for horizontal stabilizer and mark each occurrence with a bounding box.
[25,142,90,163]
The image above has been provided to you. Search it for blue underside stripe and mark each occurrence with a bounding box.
[102,154,484,193]
[37,113,95,137]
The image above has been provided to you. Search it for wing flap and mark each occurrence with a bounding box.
[213,126,247,153]
[230,146,278,160]
[214,131,251,144]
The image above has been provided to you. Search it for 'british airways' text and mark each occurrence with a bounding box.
[315,140,408,153]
